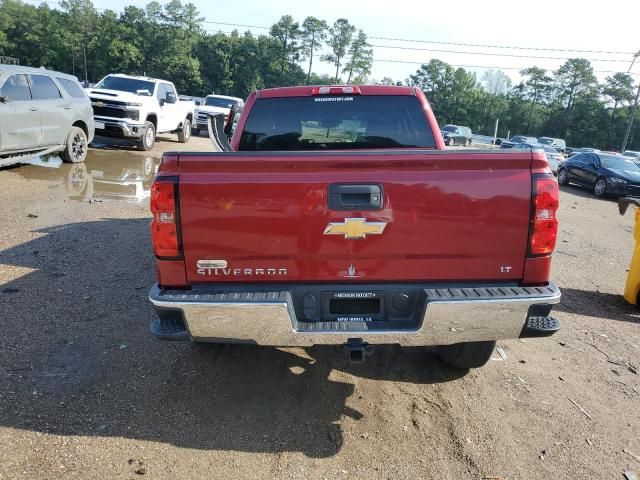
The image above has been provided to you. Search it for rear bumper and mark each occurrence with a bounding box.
[148,282,561,346]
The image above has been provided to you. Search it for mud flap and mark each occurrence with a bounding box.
[206,113,232,152]
[619,196,640,216]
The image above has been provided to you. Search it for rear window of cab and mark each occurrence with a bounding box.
[238,95,436,151]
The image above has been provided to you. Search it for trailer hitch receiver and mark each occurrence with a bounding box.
[345,338,375,363]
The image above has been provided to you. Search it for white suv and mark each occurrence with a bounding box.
[87,74,195,151]
[0,65,94,167]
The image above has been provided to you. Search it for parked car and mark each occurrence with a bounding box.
[541,145,564,174]
[86,74,195,151]
[440,124,472,146]
[179,95,204,106]
[0,65,94,167]
[193,94,244,136]
[557,152,640,197]
[226,103,243,139]
[624,150,640,161]
[512,143,563,174]
[568,147,600,157]
[500,135,538,149]
[538,137,566,153]
[148,85,561,370]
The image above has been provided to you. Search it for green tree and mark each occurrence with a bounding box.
[550,58,599,139]
[407,59,456,122]
[308,72,341,85]
[504,84,530,136]
[521,67,552,104]
[342,29,372,84]
[519,67,552,131]
[554,58,598,112]
[195,32,234,95]
[0,1,49,68]
[229,32,266,95]
[86,9,143,81]
[602,73,634,147]
[448,67,478,124]
[135,0,203,92]
[603,73,634,112]
[0,0,15,53]
[322,18,355,83]
[300,16,328,84]
[59,0,98,82]
[269,15,301,78]
[378,77,396,86]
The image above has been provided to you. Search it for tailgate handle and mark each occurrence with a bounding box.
[328,184,383,210]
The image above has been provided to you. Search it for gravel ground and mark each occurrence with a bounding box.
[0,139,639,479]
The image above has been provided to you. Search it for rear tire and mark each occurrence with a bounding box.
[138,121,155,151]
[557,167,569,185]
[466,138,472,146]
[594,177,607,197]
[438,341,496,369]
[178,118,191,143]
[60,126,88,163]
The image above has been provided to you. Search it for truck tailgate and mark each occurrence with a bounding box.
[177,150,533,284]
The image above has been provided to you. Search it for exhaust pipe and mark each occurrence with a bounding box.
[345,338,374,364]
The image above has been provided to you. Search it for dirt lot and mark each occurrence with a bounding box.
[0,138,639,479]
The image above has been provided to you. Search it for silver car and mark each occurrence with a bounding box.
[0,65,94,167]
[512,142,563,175]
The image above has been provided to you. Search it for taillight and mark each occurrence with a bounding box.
[150,177,182,258]
[311,86,361,95]
[529,175,559,256]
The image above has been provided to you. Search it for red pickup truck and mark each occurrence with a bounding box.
[148,85,561,369]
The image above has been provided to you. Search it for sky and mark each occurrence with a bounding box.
[89,0,640,84]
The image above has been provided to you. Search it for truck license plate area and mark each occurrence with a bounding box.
[322,292,385,322]
[329,298,380,315]
[292,286,423,330]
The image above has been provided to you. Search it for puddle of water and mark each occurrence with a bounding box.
[27,156,64,169]
[17,150,160,203]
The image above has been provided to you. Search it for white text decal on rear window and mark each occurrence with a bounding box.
[313,97,355,102]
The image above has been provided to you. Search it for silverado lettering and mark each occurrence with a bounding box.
[197,267,288,276]
[148,85,561,370]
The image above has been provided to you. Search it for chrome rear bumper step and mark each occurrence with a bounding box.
[425,284,559,300]
[149,282,561,346]
[149,316,189,341]
[523,315,561,337]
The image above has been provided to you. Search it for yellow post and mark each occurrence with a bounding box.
[624,205,640,304]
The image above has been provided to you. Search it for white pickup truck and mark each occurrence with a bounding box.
[192,94,244,136]
[87,74,194,150]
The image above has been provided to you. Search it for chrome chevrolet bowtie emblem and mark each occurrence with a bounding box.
[323,218,387,239]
